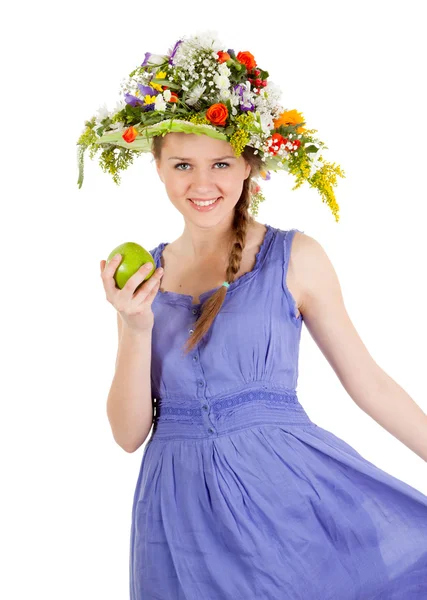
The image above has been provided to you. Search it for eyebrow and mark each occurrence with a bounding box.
[168,155,237,161]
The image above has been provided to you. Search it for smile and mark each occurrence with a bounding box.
[188,197,222,211]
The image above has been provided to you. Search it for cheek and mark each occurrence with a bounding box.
[220,172,240,188]
[165,175,185,192]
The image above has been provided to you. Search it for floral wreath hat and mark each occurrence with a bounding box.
[76,30,345,221]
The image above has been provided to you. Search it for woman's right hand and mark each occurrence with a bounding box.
[100,255,164,333]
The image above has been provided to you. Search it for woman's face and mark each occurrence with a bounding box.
[154,132,251,221]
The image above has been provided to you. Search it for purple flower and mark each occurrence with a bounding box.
[168,39,182,66]
[141,52,151,68]
[124,93,144,107]
[233,83,245,97]
[137,83,159,97]
[240,104,255,112]
[124,83,158,111]
[233,83,255,112]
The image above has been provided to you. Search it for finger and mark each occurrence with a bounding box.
[101,254,121,282]
[136,272,162,307]
[106,254,121,269]
[139,279,160,308]
[123,262,153,292]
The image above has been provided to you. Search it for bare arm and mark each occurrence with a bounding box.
[106,313,154,453]
[292,232,427,461]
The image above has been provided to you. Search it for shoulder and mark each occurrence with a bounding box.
[289,229,319,257]
[279,228,327,267]
[273,227,319,267]
[285,230,340,307]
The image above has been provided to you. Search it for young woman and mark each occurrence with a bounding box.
[91,32,427,600]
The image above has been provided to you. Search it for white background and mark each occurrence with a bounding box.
[2,1,427,598]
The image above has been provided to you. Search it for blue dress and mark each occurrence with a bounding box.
[129,223,427,599]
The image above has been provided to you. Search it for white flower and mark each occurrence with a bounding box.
[144,53,168,66]
[229,92,241,107]
[172,30,223,70]
[218,62,231,77]
[112,98,126,113]
[109,121,125,131]
[95,102,110,125]
[163,89,172,101]
[264,80,281,101]
[191,30,223,51]
[219,88,231,100]
[213,73,230,90]
[186,84,206,106]
[308,150,323,178]
[258,112,274,136]
[154,95,167,111]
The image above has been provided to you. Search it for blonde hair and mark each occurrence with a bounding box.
[151,135,264,355]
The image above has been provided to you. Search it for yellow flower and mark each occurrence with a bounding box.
[150,71,168,92]
[188,114,210,125]
[144,95,158,105]
[273,109,306,134]
[230,128,250,157]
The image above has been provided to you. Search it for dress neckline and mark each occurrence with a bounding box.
[154,223,276,307]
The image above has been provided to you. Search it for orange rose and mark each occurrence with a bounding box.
[217,50,230,64]
[169,92,178,103]
[122,126,138,143]
[273,109,306,134]
[236,51,257,71]
[206,103,228,126]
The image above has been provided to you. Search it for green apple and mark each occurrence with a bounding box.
[106,242,156,292]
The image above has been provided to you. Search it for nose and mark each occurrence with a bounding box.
[189,168,219,195]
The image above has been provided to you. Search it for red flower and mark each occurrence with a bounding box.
[267,133,286,155]
[122,126,138,143]
[206,103,228,126]
[217,51,230,63]
[236,51,257,70]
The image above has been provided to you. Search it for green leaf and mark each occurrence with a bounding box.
[93,119,228,151]
[151,79,181,90]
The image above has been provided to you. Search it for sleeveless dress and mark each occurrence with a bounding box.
[129,223,427,600]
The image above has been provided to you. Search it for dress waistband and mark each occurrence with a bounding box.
[147,387,315,442]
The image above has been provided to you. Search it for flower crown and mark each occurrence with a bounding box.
[76,30,345,220]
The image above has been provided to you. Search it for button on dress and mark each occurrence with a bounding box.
[129,223,427,599]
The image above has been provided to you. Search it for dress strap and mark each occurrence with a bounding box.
[282,229,304,322]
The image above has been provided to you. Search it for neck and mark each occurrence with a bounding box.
[178,218,245,260]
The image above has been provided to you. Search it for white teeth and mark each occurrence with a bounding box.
[191,198,219,206]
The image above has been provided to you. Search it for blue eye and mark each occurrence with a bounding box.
[174,162,230,170]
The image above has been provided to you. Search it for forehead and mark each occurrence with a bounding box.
[162,132,237,159]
